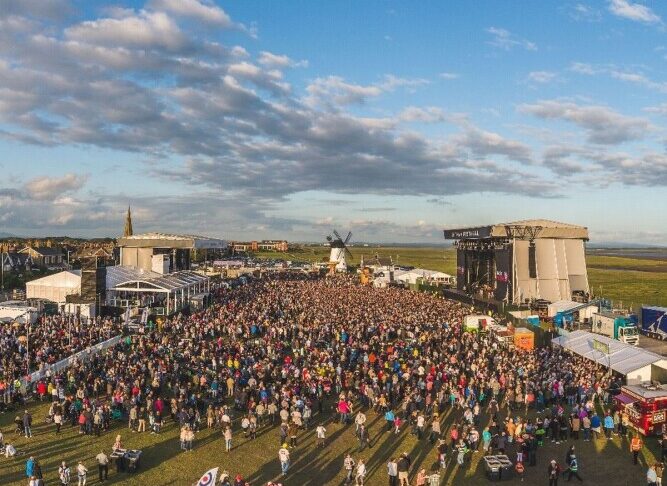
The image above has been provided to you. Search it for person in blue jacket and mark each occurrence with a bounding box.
[590,413,601,440]
[25,456,34,478]
[603,412,615,439]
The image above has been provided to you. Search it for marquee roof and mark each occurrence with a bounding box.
[117,232,227,249]
[113,270,208,292]
[552,330,662,376]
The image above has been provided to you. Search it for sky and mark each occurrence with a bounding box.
[0,0,666,244]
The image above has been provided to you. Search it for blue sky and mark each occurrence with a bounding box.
[0,0,665,244]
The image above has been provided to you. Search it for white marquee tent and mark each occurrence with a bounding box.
[26,270,81,303]
[394,269,454,286]
[552,330,667,383]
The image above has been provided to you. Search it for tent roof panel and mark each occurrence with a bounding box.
[552,330,662,375]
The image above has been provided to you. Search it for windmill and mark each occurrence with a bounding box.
[326,229,352,273]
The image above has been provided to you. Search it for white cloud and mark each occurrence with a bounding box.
[570,3,602,22]
[486,27,537,51]
[398,106,445,123]
[527,71,557,83]
[439,72,460,80]
[65,10,187,51]
[149,0,233,27]
[520,100,651,145]
[24,173,88,200]
[644,103,667,116]
[569,62,598,75]
[608,0,661,24]
[304,74,429,108]
[258,51,308,68]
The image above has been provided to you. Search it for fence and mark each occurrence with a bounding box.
[21,334,124,389]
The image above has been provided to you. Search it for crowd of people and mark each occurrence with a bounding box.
[0,273,661,485]
[0,315,121,406]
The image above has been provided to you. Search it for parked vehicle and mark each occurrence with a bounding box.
[641,306,667,341]
[614,383,667,436]
[591,312,639,345]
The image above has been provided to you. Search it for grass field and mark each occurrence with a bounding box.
[0,396,661,486]
[255,246,667,308]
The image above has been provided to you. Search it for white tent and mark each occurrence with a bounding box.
[26,270,81,303]
[552,330,667,383]
[394,268,454,286]
[547,300,598,319]
[0,303,39,324]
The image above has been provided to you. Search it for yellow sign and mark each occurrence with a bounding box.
[592,339,610,355]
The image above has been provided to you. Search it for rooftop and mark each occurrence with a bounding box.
[117,232,227,250]
[444,219,589,240]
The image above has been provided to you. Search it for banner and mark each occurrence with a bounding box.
[494,246,512,302]
[196,467,218,486]
[592,338,610,355]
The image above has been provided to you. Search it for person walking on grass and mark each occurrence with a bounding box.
[548,459,561,486]
[632,433,644,465]
[566,455,582,482]
[96,450,109,482]
[397,453,411,486]
[278,443,290,477]
[344,453,356,485]
[316,423,326,447]
[59,461,71,486]
[355,459,366,485]
[224,426,232,452]
[358,424,370,452]
[76,461,88,486]
[648,464,659,486]
[387,458,398,486]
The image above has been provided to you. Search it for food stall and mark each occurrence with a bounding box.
[613,383,667,436]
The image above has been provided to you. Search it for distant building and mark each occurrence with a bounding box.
[1,252,33,272]
[19,246,64,268]
[232,240,289,252]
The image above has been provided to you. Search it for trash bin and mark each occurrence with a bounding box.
[484,456,502,481]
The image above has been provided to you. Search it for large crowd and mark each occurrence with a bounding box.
[0,273,662,485]
[0,315,121,404]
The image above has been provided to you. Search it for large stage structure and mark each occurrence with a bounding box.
[444,219,590,305]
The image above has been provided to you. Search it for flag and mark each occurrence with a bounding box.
[196,467,218,486]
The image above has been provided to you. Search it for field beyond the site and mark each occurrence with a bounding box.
[256,245,667,308]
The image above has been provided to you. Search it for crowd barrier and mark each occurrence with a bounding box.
[21,334,124,390]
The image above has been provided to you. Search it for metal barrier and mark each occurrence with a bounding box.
[21,334,124,389]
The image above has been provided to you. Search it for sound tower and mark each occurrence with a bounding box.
[80,256,106,305]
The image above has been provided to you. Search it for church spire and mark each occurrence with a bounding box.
[123,205,133,237]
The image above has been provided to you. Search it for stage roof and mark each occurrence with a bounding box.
[444,219,588,240]
[117,232,227,250]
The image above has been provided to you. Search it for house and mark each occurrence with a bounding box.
[1,252,33,272]
[74,246,114,261]
[19,246,65,268]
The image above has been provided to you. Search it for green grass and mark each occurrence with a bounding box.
[254,246,456,274]
[0,398,661,485]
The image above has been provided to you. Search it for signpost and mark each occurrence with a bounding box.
[592,338,612,376]
[592,339,610,355]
